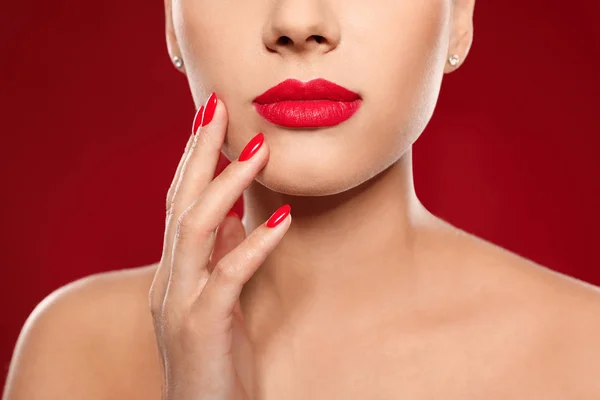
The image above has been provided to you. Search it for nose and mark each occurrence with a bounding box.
[262,0,340,56]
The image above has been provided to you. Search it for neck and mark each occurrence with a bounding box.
[239,148,436,342]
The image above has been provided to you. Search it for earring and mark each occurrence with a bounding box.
[172,56,184,69]
[448,54,460,67]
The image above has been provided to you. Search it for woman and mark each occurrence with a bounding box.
[4,0,600,398]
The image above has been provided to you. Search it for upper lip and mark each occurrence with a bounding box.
[253,78,361,104]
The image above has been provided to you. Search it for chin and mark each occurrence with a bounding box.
[222,107,417,197]
[252,138,402,197]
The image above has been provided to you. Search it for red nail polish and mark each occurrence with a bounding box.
[266,204,291,228]
[192,92,218,134]
[202,92,218,127]
[192,105,204,135]
[238,133,264,162]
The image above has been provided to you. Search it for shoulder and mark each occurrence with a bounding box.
[430,217,600,315]
[450,221,600,328]
[3,263,162,399]
[452,226,600,392]
[501,252,600,393]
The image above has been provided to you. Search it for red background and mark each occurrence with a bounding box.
[1,0,599,389]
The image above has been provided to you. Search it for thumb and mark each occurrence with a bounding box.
[209,211,246,273]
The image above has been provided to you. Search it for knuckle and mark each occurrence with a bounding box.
[255,234,270,251]
[165,205,175,226]
[175,201,211,238]
[176,207,196,235]
[149,292,164,320]
[149,290,169,323]
[241,245,261,265]
[165,196,175,216]
[246,234,268,258]
[213,261,240,284]
[195,126,217,149]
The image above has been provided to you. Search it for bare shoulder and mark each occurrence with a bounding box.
[430,217,600,313]
[494,246,600,393]
[444,222,600,393]
[465,229,600,322]
[3,263,162,400]
[498,244,600,348]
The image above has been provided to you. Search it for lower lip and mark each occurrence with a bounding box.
[253,99,362,128]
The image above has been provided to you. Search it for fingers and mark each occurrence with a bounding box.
[209,212,247,274]
[151,131,195,314]
[168,131,269,301]
[194,205,292,321]
[151,93,223,311]
[160,94,229,301]
[165,91,216,213]
[170,93,227,216]
[165,132,195,213]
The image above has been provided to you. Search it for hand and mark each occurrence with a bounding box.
[149,93,292,400]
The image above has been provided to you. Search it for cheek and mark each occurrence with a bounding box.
[173,0,261,104]
[353,0,450,139]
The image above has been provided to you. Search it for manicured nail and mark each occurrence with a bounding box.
[227,210,240,219]
[192,92,218,134]
[202,92,218,126]
[266,204,291,228]
[238,133,264,162]
[192,105,204,135]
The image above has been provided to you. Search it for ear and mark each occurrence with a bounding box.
[444,0,476,74]
[165,0,186,74]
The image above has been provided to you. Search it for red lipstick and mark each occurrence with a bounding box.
[253,78,362,128]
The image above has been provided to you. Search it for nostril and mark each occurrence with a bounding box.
[276,36,292,46]
[274,35,326,47]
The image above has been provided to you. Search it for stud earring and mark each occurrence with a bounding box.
[172,56,184,69]
[448,54,460,67]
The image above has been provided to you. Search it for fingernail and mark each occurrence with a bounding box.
[192,105,204,135]
[192,92,218,134]
[227,210,240,219]
[266,204,291,228]
[238,133,264,162]
[202,92,218,127]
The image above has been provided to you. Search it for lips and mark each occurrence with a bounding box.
[253,78,362,128]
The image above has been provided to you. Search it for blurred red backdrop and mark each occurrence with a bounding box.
[1,0,599,389]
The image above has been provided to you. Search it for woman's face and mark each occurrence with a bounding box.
[166,0,474,196]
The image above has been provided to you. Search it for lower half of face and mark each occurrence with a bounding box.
[173,0,451,196]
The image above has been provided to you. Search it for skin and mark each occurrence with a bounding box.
[4,0,600,398]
